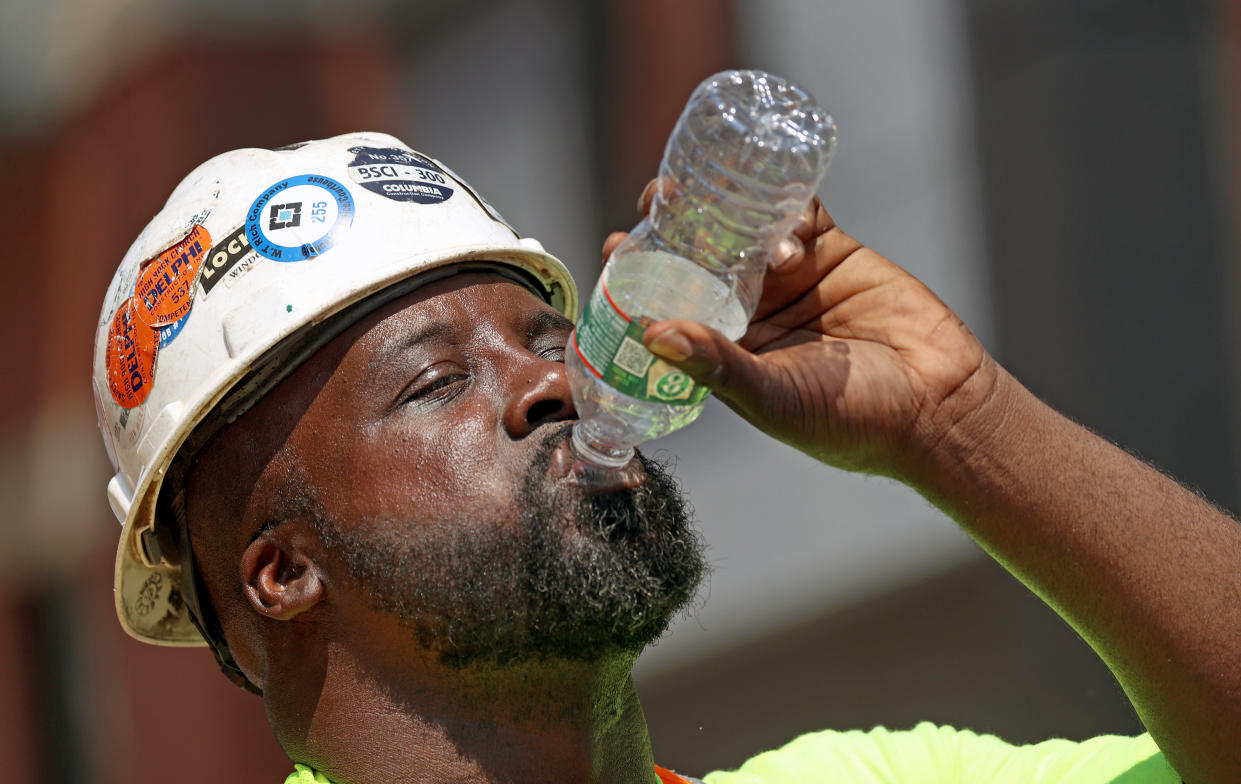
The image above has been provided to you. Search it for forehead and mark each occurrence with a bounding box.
[355,270,568,361]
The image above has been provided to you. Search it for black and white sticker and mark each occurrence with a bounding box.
[346,146,455,205]
[198,225,256,296]
[245,174,355,262]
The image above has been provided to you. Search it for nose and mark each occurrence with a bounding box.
[501,353,576,438]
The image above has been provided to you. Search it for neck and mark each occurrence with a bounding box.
[266,638,658,784]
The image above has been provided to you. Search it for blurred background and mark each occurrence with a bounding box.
[2,0,1240,780]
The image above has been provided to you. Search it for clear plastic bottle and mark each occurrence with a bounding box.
[567,70,837,470]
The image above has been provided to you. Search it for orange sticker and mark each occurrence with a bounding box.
[134,223,211,327]
[106,297,159,408]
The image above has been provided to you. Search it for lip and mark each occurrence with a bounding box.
[542,424,646,494]
[570,458,646,494]
[567,448,646,495]
[549,437,578,480]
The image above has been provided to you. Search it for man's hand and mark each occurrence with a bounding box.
[604,181,1241,783]
[606,184,999,480]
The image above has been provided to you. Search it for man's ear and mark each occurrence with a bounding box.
[241,534,323,620]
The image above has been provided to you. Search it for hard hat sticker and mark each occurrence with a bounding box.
[105,297,159,409]
[158,310,189,348]
[114,403,145,449]
[198,225,258,297]
[134,224,211,327]
[246,174,355,262]
[346,146,455,204]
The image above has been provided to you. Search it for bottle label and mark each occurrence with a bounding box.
[573,278,710,406]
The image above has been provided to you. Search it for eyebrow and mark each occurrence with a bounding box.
[368,321,458,376]
[368,305,573,377]
[522,309,575,339]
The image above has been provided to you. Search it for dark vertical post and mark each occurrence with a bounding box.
[591,0,738,236]
[964,0,1240,511]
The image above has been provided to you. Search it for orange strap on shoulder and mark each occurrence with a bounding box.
[655,765,690,784]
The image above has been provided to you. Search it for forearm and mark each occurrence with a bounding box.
[638,201,1241,778]
[907,367,1241,784]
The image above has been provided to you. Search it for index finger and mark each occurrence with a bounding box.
[752,203,860,321]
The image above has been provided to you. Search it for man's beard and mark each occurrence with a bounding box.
[308,431,707,666]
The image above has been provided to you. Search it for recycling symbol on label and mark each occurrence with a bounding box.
[654,369,692,400]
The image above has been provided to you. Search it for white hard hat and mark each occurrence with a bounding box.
[92,132,577,679]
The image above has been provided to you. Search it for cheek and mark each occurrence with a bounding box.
[349,403,520,523]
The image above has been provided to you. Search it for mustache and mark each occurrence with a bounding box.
[527,421,575,475]
[520,421,655,534]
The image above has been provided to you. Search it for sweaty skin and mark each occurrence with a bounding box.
[626,188,1241,784]
[186,273,705,784]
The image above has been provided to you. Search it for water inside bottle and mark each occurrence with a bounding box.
[606,251,748,338]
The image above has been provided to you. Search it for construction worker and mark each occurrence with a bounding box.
[93,132,1240,783]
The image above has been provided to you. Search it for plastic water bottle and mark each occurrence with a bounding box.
[567,69,837,470]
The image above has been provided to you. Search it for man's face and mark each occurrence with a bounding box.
[276,271,704,666]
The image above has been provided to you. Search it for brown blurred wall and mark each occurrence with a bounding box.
[0,30,399,783]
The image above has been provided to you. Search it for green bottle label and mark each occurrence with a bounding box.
[573,278,710,406]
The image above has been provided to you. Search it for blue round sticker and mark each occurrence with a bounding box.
[245,174,355,262]
[158,309,190,348]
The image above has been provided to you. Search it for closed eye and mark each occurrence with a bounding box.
[524,310,573,363]
[414,374,466,398]
[399,365,469,406]
[538,344,567,362]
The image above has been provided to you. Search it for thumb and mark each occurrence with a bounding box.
[643,319,767,407]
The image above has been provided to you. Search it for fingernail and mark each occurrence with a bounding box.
[770,237,801,270]
[795,211,813,237]
[647,329,692,362]
[638,180,658,215]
